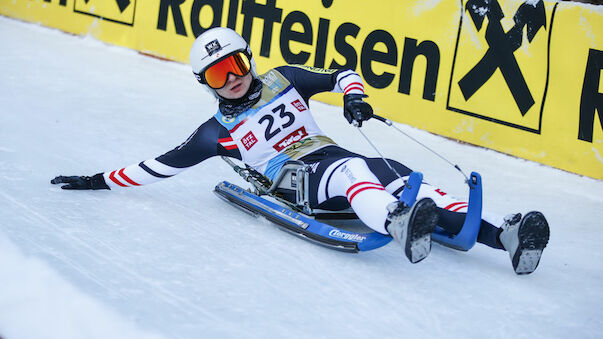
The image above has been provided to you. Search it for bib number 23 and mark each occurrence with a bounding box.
[258,104,295,141]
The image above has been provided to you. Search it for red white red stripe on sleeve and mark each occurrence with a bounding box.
[218,137,238,150]
[103,159,186,189]
[108,168,140,187]
[334,70,365,95]
[346,181,386,204]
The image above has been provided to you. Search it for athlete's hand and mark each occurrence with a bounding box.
[343,94,373,127]
[51,174,109,190]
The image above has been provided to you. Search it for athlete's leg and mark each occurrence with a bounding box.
[364,158,505,249]
[304,148,491,242]
[360,156,549,272]
[312,157,397,234]
[306,154,438,263]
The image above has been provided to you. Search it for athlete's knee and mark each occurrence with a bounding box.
[365,157,412,187]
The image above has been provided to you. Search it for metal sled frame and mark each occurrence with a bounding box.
[215,157,483,252]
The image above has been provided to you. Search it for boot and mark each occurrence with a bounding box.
[386,198,439,263]
[499,211,550,275]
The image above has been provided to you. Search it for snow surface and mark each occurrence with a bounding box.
[1,15,603,339]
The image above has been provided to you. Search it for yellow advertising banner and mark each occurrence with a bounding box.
[1,0,602,179]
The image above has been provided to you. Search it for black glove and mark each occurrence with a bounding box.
[51,173,110,190]
[343,93,374,127]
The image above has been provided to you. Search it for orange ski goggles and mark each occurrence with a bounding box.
[202,52,252,89]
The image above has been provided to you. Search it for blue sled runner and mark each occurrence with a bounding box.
[214,157,484,253]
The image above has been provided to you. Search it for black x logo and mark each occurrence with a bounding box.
[459,0,546,116]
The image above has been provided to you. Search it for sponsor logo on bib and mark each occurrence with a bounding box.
[291,99,307,112]
[273,126,308,151]
[241,131,258,150]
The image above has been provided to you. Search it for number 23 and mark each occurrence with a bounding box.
[258,104,295,141]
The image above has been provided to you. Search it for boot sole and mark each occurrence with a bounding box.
[514,211,550,274]
[405,198,439,263]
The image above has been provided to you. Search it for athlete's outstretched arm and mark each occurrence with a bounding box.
[51,118,240,190]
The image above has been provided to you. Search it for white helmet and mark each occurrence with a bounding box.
[189,27,258,97]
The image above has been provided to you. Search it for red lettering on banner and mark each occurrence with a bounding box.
[241,131,258,150]
[291,99,307,112]
[273,126,308,151]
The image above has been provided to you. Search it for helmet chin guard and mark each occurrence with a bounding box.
[189,27,258,99]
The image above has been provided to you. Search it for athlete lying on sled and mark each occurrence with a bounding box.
[51,27,550,274]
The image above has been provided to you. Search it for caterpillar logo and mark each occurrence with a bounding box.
[447,0,554,134]
[74,0,136,26]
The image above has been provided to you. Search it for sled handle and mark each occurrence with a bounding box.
[431,172,483,251]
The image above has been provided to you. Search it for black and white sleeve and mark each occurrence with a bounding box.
[101,117,238,189]
[274,65,365,103]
